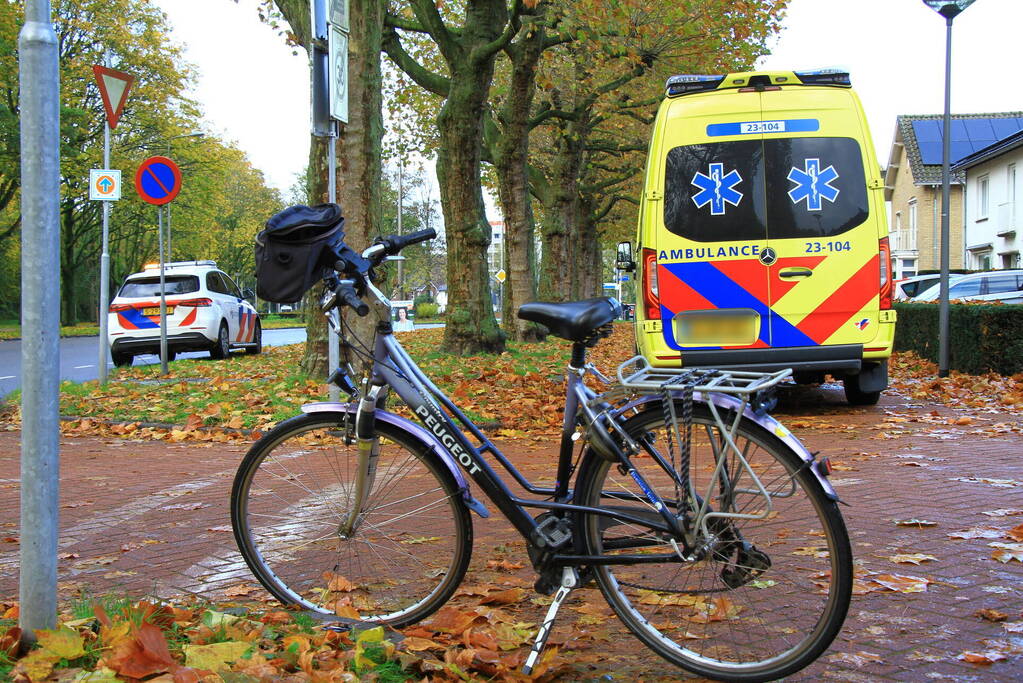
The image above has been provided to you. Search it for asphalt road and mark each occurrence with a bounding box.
[0,327,307,398]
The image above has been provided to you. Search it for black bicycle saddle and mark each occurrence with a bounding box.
[517,297,622,343]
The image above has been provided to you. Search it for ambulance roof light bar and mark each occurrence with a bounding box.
[666,69,852,97]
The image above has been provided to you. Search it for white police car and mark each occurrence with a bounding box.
[108,261,261,367]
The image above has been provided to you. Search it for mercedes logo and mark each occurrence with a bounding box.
[759,247,778,266]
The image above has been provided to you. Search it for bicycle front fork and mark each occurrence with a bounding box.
[339,385,384,536]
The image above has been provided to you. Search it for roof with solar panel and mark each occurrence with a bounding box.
[894,112,1023,185]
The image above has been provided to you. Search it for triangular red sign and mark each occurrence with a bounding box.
[92,65,134,130]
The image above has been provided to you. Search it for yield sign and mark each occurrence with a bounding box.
[92,65,134,129]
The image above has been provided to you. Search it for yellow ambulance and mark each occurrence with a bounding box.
[631,70,895,405]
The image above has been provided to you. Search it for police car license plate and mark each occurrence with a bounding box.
[143,306,173,316]
[675,311,758,346]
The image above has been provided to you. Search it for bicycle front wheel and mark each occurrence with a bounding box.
[231,412,472,627]
[574,402,851,682]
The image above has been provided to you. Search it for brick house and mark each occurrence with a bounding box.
[883,113,1023,279]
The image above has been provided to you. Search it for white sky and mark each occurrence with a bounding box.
[153,0,1023,193]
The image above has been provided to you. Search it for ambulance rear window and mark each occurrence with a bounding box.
[663,137,869,242]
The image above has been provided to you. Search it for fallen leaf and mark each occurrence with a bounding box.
[948,527,1003,540]
[183,641,251,672]
[894,519,937,527]
[989,542,1023,563]
[975,608,1008,622]
[828,650,884,666]
[486,559,524,571]
[869,573,930,593]
[887,553,938,565]
[479,588,525,606]
[959,650,1007,664]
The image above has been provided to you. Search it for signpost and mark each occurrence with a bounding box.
[92,59,133,387]
[135,155,183,376]
[312,0,350,400]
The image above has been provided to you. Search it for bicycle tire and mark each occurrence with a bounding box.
[574,401,851,682]
[231,412,473,627]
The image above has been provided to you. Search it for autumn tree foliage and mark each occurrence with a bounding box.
[0,0,282,323]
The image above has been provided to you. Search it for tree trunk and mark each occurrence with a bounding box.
[538,119,584,302]
[337,0,385,378]
[494,15,545,342]
[277,0,385,381]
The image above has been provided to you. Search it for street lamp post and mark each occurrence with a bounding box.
[923,0,976,377]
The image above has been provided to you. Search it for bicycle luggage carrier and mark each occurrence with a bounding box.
[615,355,792,397]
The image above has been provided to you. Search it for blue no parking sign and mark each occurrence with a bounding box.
[134,156,182,205]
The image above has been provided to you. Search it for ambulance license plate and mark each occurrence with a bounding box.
[675,310,758,346]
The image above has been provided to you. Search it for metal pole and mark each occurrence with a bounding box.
[158,206,169,375]
[19,0,61,638]
[167,202,171,263]
[98,51,111,386]
[327,125,339,401]
[938,15,954,378]
[397,161,404,299]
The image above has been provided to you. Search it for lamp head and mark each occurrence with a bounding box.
[923,0,977,19]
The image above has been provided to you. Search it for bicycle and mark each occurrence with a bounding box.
[232,223,852,682]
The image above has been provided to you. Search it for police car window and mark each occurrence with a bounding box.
[221,273,243,298]
[119,276,199,298]
[663,137,868,242]
[206,272,229,294]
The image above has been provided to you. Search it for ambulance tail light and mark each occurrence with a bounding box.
[642,248,660,319]
[879,237,893,310]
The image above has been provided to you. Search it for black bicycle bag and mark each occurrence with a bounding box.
[255,203,345,303]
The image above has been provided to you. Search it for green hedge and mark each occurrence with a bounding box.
[893,302,1023,375]
[416,302,439,319]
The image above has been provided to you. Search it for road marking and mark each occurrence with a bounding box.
[0,376,14,380]
[74,364,94,369]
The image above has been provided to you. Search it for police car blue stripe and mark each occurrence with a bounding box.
[706,118,820,137]
[120,308,160,329]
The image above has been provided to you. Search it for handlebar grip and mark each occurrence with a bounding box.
[336,284,369,316]
[381,228,437,256]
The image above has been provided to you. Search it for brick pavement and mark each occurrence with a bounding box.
[1,382,1022,681]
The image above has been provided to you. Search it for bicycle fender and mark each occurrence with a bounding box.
[613,393,839,502]
[300,402,491,517]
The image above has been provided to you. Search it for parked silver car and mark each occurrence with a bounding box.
[912,270,1023,304]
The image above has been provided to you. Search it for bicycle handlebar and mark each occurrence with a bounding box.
[335,282,369,316]
[328,229,436,315]
[376,228,437,258]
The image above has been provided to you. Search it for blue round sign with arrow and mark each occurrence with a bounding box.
[135,156,182,206]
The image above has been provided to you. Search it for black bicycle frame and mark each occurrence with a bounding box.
[355,318,687,563]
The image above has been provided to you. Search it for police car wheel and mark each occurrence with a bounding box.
[112,351,133,368]
[210,322,231,360]
[245,321,262,355]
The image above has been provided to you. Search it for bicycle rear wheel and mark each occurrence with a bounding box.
[231,412,472,627]
[574,402,851,682]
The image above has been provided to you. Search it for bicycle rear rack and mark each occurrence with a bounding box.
[615,355,792,397]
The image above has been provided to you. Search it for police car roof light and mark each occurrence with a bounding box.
[665,74,724,97]
[793,69,852,87]
[143,259,218,271]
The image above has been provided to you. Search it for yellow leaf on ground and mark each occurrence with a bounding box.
[182,641,251,672]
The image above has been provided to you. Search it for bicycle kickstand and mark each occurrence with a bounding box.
[522,567,578,675]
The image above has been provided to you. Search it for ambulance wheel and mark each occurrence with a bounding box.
[843,376,881,406]
[112,351,133,368]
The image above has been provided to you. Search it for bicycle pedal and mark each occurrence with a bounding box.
[522,567,577,675]
[534,513,572,549]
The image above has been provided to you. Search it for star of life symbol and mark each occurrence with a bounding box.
[788,158,840,211]
[691,163,743,215]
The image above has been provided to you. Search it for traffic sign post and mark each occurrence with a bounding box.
[135,156,183,376]
[92,56,133,388]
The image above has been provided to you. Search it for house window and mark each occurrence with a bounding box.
[901,258,916,279]
[978,175,990,219]
[973,249,992,270]
[1002,252,1020,269]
